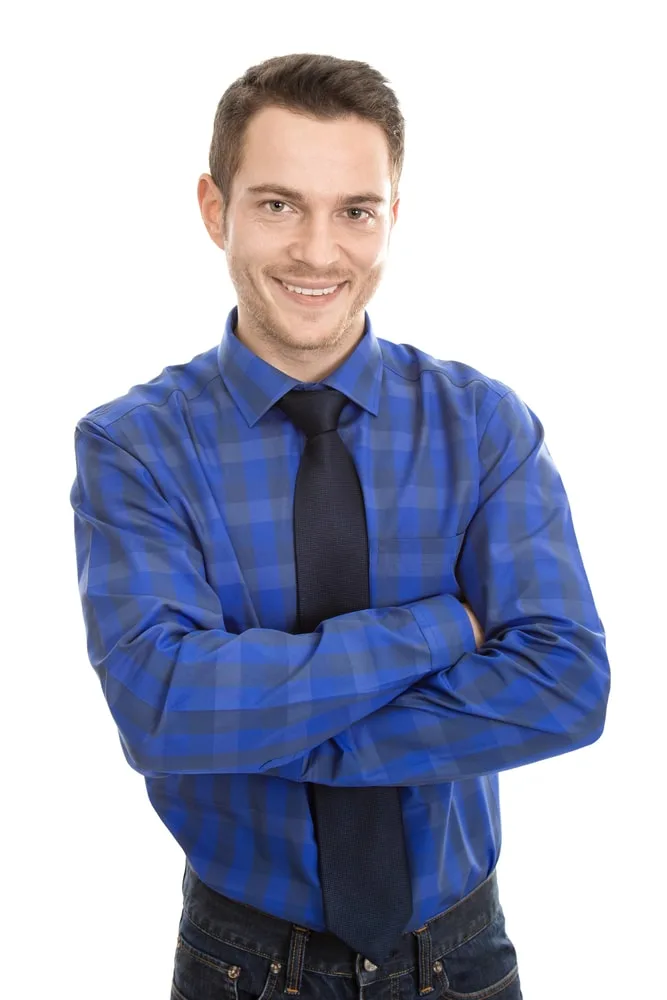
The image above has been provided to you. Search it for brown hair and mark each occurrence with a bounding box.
[208,53,405,222]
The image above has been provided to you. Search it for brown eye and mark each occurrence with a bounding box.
[347,208,372,221]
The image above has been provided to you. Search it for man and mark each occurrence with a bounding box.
[71,53,609,998]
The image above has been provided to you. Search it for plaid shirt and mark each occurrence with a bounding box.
[71,305,609,931]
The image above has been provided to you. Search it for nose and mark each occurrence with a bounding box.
[288,214,342,272]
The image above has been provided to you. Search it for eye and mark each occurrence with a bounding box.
[347,208,373,221]
[264,200,290,213]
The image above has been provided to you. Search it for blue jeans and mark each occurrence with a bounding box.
[171,860,523,999]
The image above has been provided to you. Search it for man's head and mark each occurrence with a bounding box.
[198,54,404,382]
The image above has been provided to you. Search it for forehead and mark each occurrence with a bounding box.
[239,106,391,190]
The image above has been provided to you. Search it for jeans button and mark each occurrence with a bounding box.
[364,959,378,972]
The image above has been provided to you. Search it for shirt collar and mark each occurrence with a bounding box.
[217,305,383,428]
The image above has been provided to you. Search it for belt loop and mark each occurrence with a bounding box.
[413,925,435,995]
[284,925,310,995]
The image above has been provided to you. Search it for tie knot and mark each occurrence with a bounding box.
[276,387,349,438]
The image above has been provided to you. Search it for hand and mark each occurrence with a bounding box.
[461,600,484,648]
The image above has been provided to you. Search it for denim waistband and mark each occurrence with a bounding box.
[181,860,500,994]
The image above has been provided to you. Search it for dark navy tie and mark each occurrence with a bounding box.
[276,385,413,965]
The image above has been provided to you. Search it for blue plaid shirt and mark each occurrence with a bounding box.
[71,305,609,931]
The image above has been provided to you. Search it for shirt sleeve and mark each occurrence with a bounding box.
[71,417,477,777]
[265,390,611,785]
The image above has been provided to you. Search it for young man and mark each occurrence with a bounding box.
[71,52,609,999]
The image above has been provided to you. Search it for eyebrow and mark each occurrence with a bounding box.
[246,183,387,208]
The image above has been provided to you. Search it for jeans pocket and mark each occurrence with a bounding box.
[171,911,281,1000]
[432,905,521,1000]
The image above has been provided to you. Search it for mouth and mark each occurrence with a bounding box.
[272,277,347,308]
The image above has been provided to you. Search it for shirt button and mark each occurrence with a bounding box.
[364,959,378,972]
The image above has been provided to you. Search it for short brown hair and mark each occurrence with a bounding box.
[208,53,405,219]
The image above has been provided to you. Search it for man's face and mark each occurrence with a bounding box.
[198,106,399,380]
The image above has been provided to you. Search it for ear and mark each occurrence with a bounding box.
[197,174,226,250]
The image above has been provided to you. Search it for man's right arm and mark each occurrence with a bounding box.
[71,417,477,778]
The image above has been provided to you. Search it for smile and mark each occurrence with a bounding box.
[273,277,347,307]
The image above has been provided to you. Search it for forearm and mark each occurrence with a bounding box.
[265,608,609,785]
[101,599,471,778]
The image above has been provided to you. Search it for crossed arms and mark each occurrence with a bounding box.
[71,390,609,785]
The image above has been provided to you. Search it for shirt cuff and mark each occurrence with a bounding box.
[407,593,478,670]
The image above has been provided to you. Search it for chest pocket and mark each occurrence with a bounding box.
[374,532,466,607]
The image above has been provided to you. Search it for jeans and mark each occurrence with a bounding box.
[171,860,523,999]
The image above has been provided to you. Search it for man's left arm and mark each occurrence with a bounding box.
[266,389,610,786]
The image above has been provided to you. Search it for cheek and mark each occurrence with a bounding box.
[351,230,389,264]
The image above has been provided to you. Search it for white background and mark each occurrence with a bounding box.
[2,2,665,997]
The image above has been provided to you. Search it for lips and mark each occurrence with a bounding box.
[272,276,347,306]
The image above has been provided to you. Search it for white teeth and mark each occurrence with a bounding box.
[281,281,339,296]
